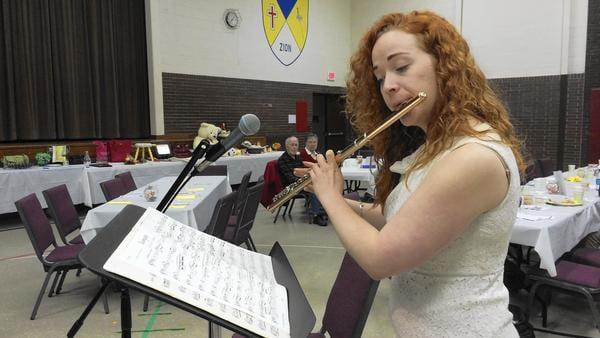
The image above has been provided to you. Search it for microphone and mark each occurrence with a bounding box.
[201,114,261,163]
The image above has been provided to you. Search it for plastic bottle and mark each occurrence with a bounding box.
[83,151,91,168]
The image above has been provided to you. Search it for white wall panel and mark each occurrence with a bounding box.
[462,0,564,78]
[158,0,350,86]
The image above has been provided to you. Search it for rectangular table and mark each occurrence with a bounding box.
[341,158,377,195]
[0,164,86,213]
[83,152,283,206]
[80,176,232,243]
[511,188,600,276]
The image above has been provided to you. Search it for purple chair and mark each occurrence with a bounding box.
[233,253,379,338]
[224,182,264,252]
[42,184,84,245]
[570,247,600,266]
[227,171,252,235]
[206,190,238,240]
[526,259,600,331]
[99,178,128,201]
[15,194,87,319]
[115,171,137,193]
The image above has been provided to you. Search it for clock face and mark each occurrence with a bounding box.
[225,10,240,29]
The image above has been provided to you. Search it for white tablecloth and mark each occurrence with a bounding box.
[511,189,600,276]
[0,165,86,213]
[341,158,377,195]
[80,176,232,243]
[0,152,282,213]
[82,161,187,206]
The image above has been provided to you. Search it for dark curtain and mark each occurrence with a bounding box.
[0,0,149,141]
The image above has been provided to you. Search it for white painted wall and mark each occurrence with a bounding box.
[158,0,351,86]
[147,0,588,134]
[348,0,587,79]
[350,0,461,51]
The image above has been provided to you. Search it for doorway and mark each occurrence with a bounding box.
[312,93,351,153]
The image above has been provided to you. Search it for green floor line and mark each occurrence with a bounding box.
[137,312,172,316]
[115,328,185,334]
[141,302,163,338]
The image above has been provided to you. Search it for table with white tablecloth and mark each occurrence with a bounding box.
[511,189,600,276]
[0,165,86,214]
[80,176,232,243]
[82,152,282,206]
[0,151,283,212]
[82,161,187,206]
[341,158,377,195]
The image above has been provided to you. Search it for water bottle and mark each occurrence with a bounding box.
[83,151,91,168]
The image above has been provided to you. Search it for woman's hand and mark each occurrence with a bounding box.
[307,150,345,200]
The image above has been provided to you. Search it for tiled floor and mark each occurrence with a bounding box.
[0,204,598,337]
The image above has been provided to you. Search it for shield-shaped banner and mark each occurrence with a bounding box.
[262,0,309,66]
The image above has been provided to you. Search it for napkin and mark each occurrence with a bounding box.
[516,212,553,221]
[175,194,196,200]
[107,200,133,205]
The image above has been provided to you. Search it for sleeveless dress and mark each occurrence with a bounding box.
[384,131,520,337]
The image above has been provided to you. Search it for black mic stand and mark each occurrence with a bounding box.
[68,139,213,338]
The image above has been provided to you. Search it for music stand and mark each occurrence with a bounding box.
[69,205,315,337]
[69,136,315,337]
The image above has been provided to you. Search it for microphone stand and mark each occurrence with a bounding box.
[157,139,212,212]
[68,139,213,338]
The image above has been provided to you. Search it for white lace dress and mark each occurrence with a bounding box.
[384,135,520,337]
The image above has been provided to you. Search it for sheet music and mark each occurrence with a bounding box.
[104,207,290,338]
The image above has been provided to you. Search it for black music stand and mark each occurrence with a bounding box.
[68,205,315,337]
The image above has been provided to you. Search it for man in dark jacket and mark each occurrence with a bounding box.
[278,136,327,226]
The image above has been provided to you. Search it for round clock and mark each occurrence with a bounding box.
[224,9,241,29]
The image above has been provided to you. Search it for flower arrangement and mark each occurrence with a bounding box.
[35,152,51,166]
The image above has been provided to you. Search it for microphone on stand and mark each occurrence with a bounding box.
[195,114,261,171]
[157,114,261,212]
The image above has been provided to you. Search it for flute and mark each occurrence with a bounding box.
[267,91,427,212]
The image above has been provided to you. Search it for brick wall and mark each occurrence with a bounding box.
[164,72,587,170]
[162,73,345,146]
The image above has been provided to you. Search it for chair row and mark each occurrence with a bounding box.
[14,191,108,320]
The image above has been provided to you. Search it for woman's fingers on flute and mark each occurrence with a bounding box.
[293,167,310,177]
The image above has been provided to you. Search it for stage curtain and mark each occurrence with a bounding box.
[0,0,149,141]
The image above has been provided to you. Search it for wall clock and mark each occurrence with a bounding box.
[224,9,241,29]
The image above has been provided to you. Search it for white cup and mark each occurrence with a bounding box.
[533,178,547,191]
[568,164,576,172]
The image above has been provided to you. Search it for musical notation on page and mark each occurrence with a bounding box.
[104,207,290,338]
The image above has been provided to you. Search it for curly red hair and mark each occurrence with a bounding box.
[346,11,524,208]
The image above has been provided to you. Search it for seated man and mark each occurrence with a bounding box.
[299,133,319,163]
[278,136,327,226]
